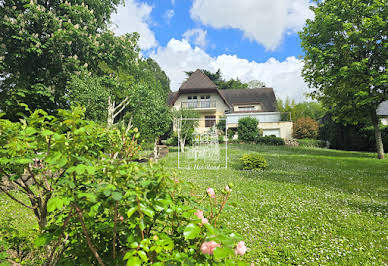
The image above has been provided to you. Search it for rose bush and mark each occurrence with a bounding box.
[0,106,248,265]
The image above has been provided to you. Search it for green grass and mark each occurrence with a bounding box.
[1,145,387,264]
[161,144,388,264]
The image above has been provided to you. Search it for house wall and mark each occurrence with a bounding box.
[226,112,282,124]
[173,92,229,127]
[227,121,293,139]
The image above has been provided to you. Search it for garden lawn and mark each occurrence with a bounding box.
[161,144,388,264]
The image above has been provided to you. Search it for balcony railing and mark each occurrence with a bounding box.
[181,101,216,109]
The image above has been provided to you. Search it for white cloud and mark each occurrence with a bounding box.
[151,39,310,101]
[164,9,175,23]
[183,28,207,47]
[190,0,314,50]
[111,0,157,50]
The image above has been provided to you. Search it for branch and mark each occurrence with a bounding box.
[113,97,129,113]
[112,202,118,263]
[27,165,48,192]
[125,116,133,135]
[0,186,37,210]
[112,101,130,120]
[51,234,69,266]
[45,209,73,266]
[74,205,105,266]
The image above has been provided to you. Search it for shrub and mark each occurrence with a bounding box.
[297,138,327,148]
[216,117,226,134]
[0,106,246,264]
[227,128,237,140]
[293,117,319,139]
[240,153,268,170]
[255,136,285,146]
[237,117,259,142]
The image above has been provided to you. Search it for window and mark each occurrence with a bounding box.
[238,106,255,111]
[205,116,216,127]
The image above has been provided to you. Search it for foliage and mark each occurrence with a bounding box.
[293,117,319,139]
[228,128,238,141]
[0,0,131,121]
[240,153,268,170]
[255,136,285,146]
[216,117,226,134]
[237,117,259,143]
[247,80,266,88]
[299,0,387,159]
[277,97,325,121]
[296,138,327,148]
[185,69,249,90]
[67,72,109,122]
[319,114,388,151]
[129,83,171,143]
[172,109,200,152]
[138,58,171,95]
[0,107,246,264]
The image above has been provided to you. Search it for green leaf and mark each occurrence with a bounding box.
[137,250,148,262]
[112,191,122,201]
[78,192,97,203]
[47,197,63,212]
[127,207,137,218]
[183,223,201,240]
[141,206,154,218]
[213,247,233,260]
[34,233,52,247]
[126,256,141,266]
[139,218,145,231]
[129,242,138,249]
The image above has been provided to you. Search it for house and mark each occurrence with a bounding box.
[168,69,293,139]
[377,101,388,126]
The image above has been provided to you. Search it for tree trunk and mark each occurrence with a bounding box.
[107,96,115,127]
[153,137,159,159]
[371,111,385,159]
[180,137,185,153]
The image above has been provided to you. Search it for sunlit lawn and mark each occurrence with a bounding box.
[1,144,387,264]
[161,144,388,264]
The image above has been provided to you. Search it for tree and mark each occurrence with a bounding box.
[293,117,319,139]
[172,109,200,152]
[130,83,171,158]
[0,0,127,121]
[185,69,249,89]
[237,117,259,142]
[299,0,387,159]
[277,97,326,121]
[247,80,266,88]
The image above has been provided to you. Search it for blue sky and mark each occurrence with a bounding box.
[111,0,315,101]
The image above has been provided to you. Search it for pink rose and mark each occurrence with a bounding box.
[225,185,231,192]
[207,187,215,198]
[201,217,209,225]
[234,241,247,256]
[194,209,204,219]
[200,241,221,255]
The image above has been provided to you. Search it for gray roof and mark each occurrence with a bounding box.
[167,91,178,106]
[168,69,277,112]
[220,88,277,112]
[377,101,388,116]
[179,69,217,90]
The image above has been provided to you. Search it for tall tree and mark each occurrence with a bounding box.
[0,0,125,121]
[277,97,326,121]
[299,0,387,159]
